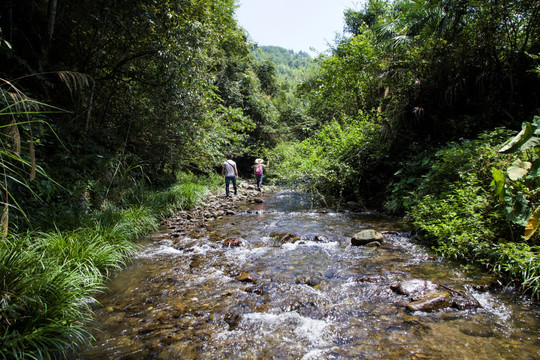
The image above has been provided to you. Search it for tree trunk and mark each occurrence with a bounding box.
[39,0,58,71]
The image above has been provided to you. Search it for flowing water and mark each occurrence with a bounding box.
[79,191,540,359]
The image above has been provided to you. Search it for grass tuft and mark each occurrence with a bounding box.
[0,172,217,358]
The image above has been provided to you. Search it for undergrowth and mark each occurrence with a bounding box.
[0,172,219,359]
[398,129,540,299]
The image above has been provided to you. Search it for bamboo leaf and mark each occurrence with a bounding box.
[524,206,540,240]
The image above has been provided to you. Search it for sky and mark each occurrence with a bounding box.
[235,0,365,55]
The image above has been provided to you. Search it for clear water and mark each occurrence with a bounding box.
[78,191,540,360]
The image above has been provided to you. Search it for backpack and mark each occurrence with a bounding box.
[255,163,263,175]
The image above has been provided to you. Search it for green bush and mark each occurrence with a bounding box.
[407,129,540,298]
[386,128,513,214]
[269,114,386,202]
[410,175,498,259]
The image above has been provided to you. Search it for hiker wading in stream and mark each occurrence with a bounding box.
[222,154,238,198]
[253,158,269,191]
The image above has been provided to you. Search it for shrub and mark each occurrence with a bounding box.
[407,128,540,298]
[385,128,513,214]
[269,114,386,203]
[410,175,498,259]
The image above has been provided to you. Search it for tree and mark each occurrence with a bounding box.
[0,0,277,217]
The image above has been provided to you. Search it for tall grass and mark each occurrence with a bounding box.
[0,235,100,359]
[0,172,218,359]
[121,172,220,218]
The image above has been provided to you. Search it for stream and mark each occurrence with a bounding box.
[79,190,540,359]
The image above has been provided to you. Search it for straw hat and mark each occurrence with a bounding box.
[255,158,264,164]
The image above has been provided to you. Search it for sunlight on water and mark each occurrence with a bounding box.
[78,191,540,360]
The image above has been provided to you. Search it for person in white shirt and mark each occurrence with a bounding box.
[221,154,238,198]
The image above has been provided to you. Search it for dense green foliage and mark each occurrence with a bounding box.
[253,46,313,87]
[269,115,386,202]
[268,0,540,297]
[407,127,540,297]
[492,116,540,239]
[278,0,539,200]
[0,0,283,227]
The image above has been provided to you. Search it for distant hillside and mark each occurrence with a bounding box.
[253,46,315,86]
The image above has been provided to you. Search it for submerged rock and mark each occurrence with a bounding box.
[270,232,300,245]
[406,291,451,312]
[355,275,385,283]
[351,229,384,246]
[237,272,258,283]
[223,238,243,248]
[451,295,482,310]
[294,275,320,287]
[364,241,381,247]
[459,325,496,338]
[301,234,329,242]
[244,285,264,295]
[391,279,438,297]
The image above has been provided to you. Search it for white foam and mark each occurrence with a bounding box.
[185,268,233,286]
[240,312,331,347]
[302,348,335,360]
[282,241,339,251]
[295,315,329,346]
[136,244,182,258]
[223,246,269,266]
[188,243,219,256]
[474,292,511,322]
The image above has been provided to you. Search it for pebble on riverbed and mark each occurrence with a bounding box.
[237,272,259,283]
